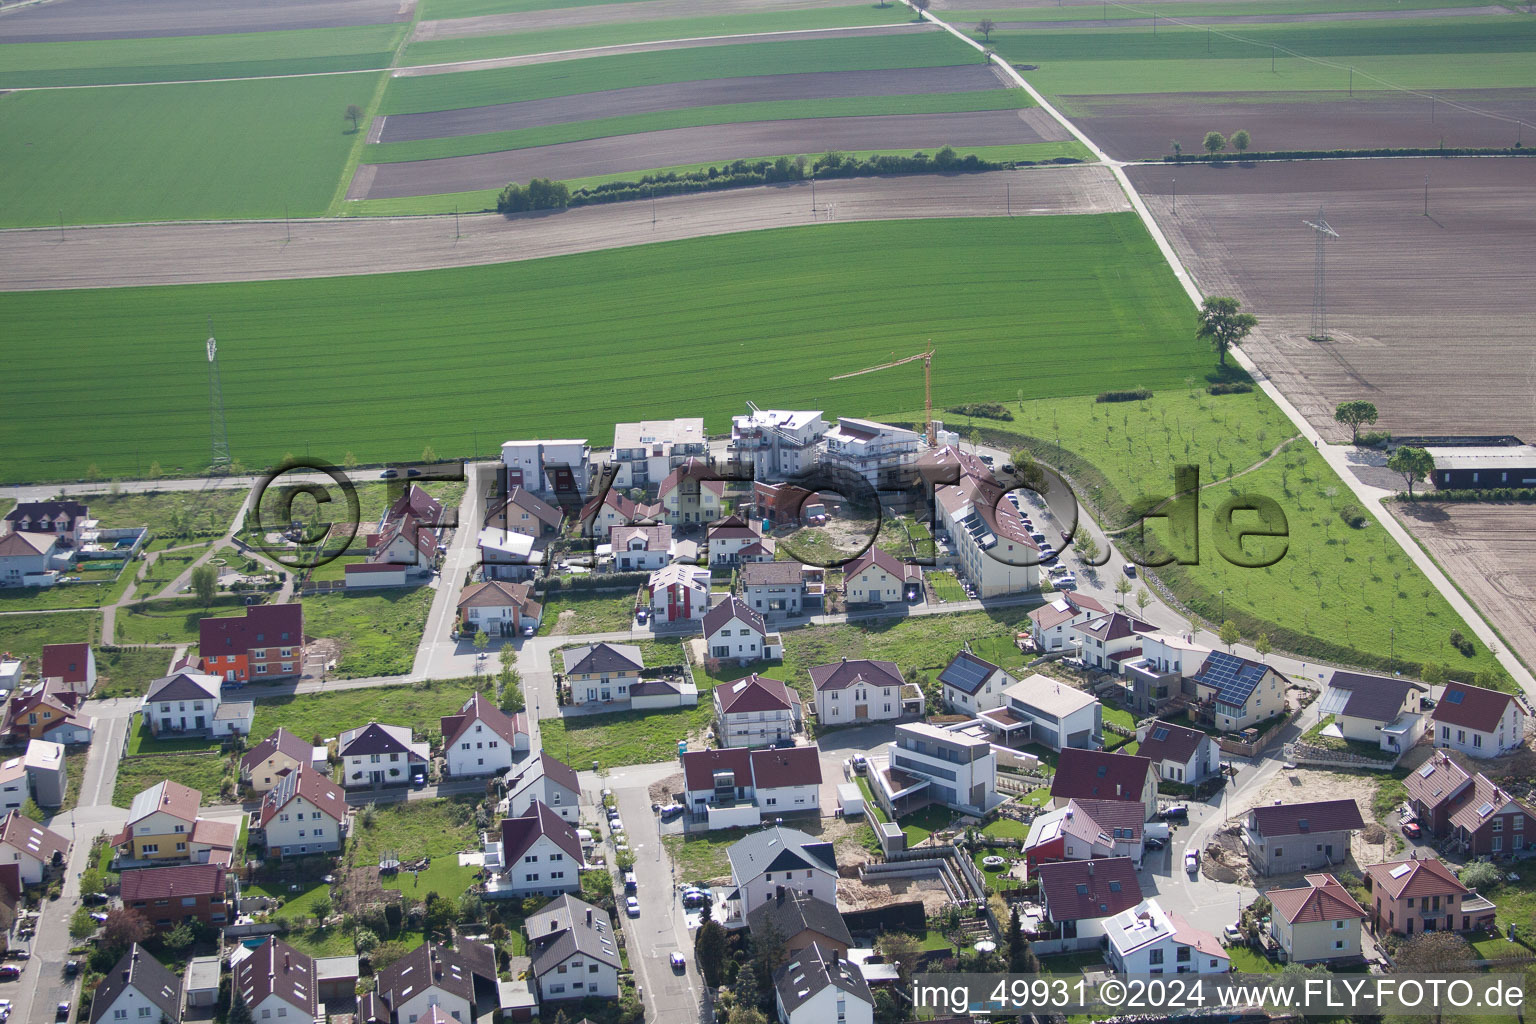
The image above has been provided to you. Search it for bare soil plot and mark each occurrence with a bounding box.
[965,5,1505,28]
[415,0,880,39]
[0,165,1127,289]
[1394,502,1536,672]
[0,0,411,42]
[355,108,1070,197]
[1126,157,1536,440]
[1074,88,1536,160]
[380,63,1006,141]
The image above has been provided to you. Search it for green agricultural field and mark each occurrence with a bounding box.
[419,0,629,19]
[3,215,1205,482]
[382,32,973,114]
[0,611,100,665]
[945,0,1497,23]
[249,677,481,744]
[402,4,912,65]
[113,753,232,807]
[365,89,1029,164]
[299,588,434,677]
[0,24,404,88]
[0,71,385,228]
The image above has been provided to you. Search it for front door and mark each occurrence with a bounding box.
[161,718,172,732]
[1324,844,1333,859]
[195,716,205,729]
[855,705,868,720]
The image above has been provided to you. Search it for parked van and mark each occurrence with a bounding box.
[577,828,595,848]
[624,872,638,893]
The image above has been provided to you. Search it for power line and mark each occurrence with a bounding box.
[1302,209,1340,343]
[206,318,232,472]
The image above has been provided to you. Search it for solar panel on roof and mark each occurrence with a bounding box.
[1201,651,1267,706]
[1478,802,1495,817]
[1419,762,1437,777]
[1390,863,1413,878]
[1152,727,1169,741]
[1446,691,1465,704]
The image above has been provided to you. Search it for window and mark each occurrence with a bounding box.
[1275,848,1284,857]
[1334,940,1345,950]
[1149,949,1164,965]
[1493,818,1504,832]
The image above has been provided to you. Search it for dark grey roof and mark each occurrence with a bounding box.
[728,826,837,882]
[1195,651,1277,708]
[1327,670,1424,723]
[378,939,497,1010]
[703,595,766,637]
[528,894,622,976]
[561,642,643,675]
[90,945,181,1024]
[774,942,872,1015]
[337,722,414,757]
[939,651,1001,695]
[748,889,852,948]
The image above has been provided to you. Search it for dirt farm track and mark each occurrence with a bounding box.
[1128,156,1536,441]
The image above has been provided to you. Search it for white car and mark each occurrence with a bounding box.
[626,896,641,917]
[1184,851,1199,874]
[0,997,13,1021]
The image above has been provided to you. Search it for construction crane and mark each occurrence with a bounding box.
[830,345,936,446]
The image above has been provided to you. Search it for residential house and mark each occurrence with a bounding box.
[749,887,853,959]
[579,487,644,542]
[501,439,591,497]
[22,739,66,808]
[818,417,923,491]
[487,487,564,539]
[2,679,93,744]
[1104,898,1229,975]
[376,939,500,1024]
[841,548,919,605]
[259,765,348,858]
[629,675,699,709]
[1364,853,1496,936]
[1135,721,1219,786]
[1050,749,1158,822]
[921,446,1040,598]
[441,692,528,777]
[772,942,873,1024]
[121,862,231,929]
[234,938,317,1024]
[0,760,25,815]
[527,895,621,1004]
[1243,799,1365,876]
[116,781,200,862]
[1445,772,1536,857]
[938,651,1012,715]
[486,801,584,899]
[656,458,725,526]
[0,531,59,586]
[753,481,828,530]
[1432,681,1527,759]
[241,727,321,794]
[1266,873,1367,964]
[366,483,444,573]
[1404,751,1474,836]
[999,674,1102,752]
[730,407,829,480]
[612,524,674,572]
[810,658,914,725]
[681,745,823,829]
[199,603,305,683]
[456,580,542,637]
[337,722,429,789]
[1027,592,1109,653]
[727,826,838,918]
[479,487,563,580]
[506,753,582,824]
[611,418,707,489]
[88,945,183,1024]
[873,722,999,818]
[561,643,644,705]
[704,597,783,663]
[714,674,802,748]
[5,500,89,547]
[143,669,253,737]
[1122,632,1211,715]
[1024,798,1147,872]
[1035,857,1143,951]
[741,560,813,620]
[1074,613,1154,673]
[1317,670,1429,754]
[0,810,68,884]
[40,641,96,695]
[1190,650,1287,733]
[646,563,711,623]
[708,514,774,568]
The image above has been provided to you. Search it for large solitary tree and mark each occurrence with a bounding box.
[190,562,219,609]
[1387,446,1436,498]
[1196,296,1259,367]
[344,104,363,132]
[977,17,997,41]
[1333,400,1379,444]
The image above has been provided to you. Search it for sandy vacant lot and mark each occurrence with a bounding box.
[0,0,410,42]
[1395,502,1536,671]
[355,108,1070,198]
[0,166,1128,290]
[1073,88,1536,161]
[380,64,1009,141]
[1127,157,1536,441]
[415,0,885,40]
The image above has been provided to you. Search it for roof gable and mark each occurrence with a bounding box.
[1049,749,1152,804]
[1249,799,1365,837]
[808,658,903,693]
[501,800,583,864]
[1037,858,1142,921]
[716,674,796,714]
[703,595,765,638]
[1136,721,1208,766]
[1432,681,1520,733]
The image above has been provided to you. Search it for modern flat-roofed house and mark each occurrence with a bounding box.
[1103,897,1229,975]
[611,418,707,489]
[1122,632,1210,715]
[1267,873,1367,964]
[1000,674,1101,751]
[841,548,920,605]
[562,642,644,705]
[1425,443,1536,490]
[1364,853,1495,936]
[0,757,27,815]
[715,674,802,747]
[1024,798,1146,871]
[730,407,829,481]
[1028,592,1109,652]
[1432,680,1527,758]
[198,603,304,683]
[143,669,253,737]
[1190,650,1287,733]
[741,560,813,620]
[681,745,823,829]
[527,895,621,1004]
[818,417,923,490]
[1317,670,1428,754]
[749,887,852,959]
[121,862,230,929]
[1050,748,1157,822]
[441,691,529,777]
[457,579,542,637]
[501,439,590,497]
[704,597,783,663]
[40,642,96,695]
[1135,721,1219,786]
[874,722,999,817]
[337,723,429,789]
[811,658,916,725]
[647,563,711,623]
[772,942,873,1024]
[88,945,182,1024]
[23,739,67,809]
[938,651,1013,715]
[612,524,674,572]
[656,458,725,527]
[727,826,838,918]
[1244,799,1365,876]
[1035,857,1143,952]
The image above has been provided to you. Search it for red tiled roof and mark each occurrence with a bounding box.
[457,579,533,610]
[1404,751,1472,811]
[345,562,404,575]
[502,800,583,864]
[1063,798,1144,845]
[808,658,903,693]
[199,604,303,660]
[1074,613,1154,643]
[1447,773,1535,835]
[40,643,90,684]
[1037,858,1142,922]
[120,862,225,901]
[1050,749,1152,805]
[1366,854,1469,900]
[1248,799,1365,838]
[681,745,823,792]
[234,938,314,1018]
[1268,873,1366,924]
[1432,681,1521,733]
[843,548,918,584]
[260,764,348,827]
[1135,722,1208,767]
[681,747,751,792]
[716,673,797,714]
[190,817,238,852]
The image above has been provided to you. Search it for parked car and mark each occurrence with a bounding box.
[1159,805,1189,822]
[1002,464,1015,474]
[406,468,422,477]
[89,912,109,923]
[624,872,638,892]
[660,804,683,820]
[682,888,708,906]
[635,608,650,624]
[980,454,995,466]
[1144,836,1167,851]
[1029,531,1047,545]
[1222,924,1243,945]
[81,892,109,906]
[671,952,686,971]
[1402,820,1422,840]
[410,765,427,787]
[56,1002,70,1021]
[1123,563,1137,578]
[626,896,641,917]
[0,996,12,1019]
[1184,850,1199,874]
[0,966,19,982]
[1,952,28,962]
[64,961,79,977]
[380,468,399,479]
[851,755,868,775]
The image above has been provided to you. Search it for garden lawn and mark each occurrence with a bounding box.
[899,804,954,845]
[113,753,230,807]
[0,24,403,88]
[346,797,483,898]
[117,595,249,645]
[126,716,225,755]
[0,71,386,228]
[0,611,100,666]
[1226,945,1282,973]
[539,591,638,636]
[928,570,969,602]
[300,587,434,677]
[249,677,481,744]
[0,570,133,611]
[662,827,757,883]
[539,705,712,769]
[982,818,1029,840]
[403,4,913,64]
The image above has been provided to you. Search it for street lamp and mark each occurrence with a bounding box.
[1218,589,1226,621]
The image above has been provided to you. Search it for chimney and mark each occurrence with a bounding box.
[777,885,786,905]
[284,952,290,972]
[1087,861,1094,876]
[841,656,847,663]
[586,908,593,928]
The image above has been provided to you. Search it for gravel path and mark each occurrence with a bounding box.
[0,166,1127,290]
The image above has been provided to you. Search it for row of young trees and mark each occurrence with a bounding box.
[1173,129,1252,160]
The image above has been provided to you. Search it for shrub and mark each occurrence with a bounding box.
[1459,860,1500,891]
[1358,430,1392,448]
[1449,630,1476,658]
[945,402,1013,421]
[496,177,570,215]
[1096,388,1152,403]
[1208,381,1253,395]
[1338,503,1367,528]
